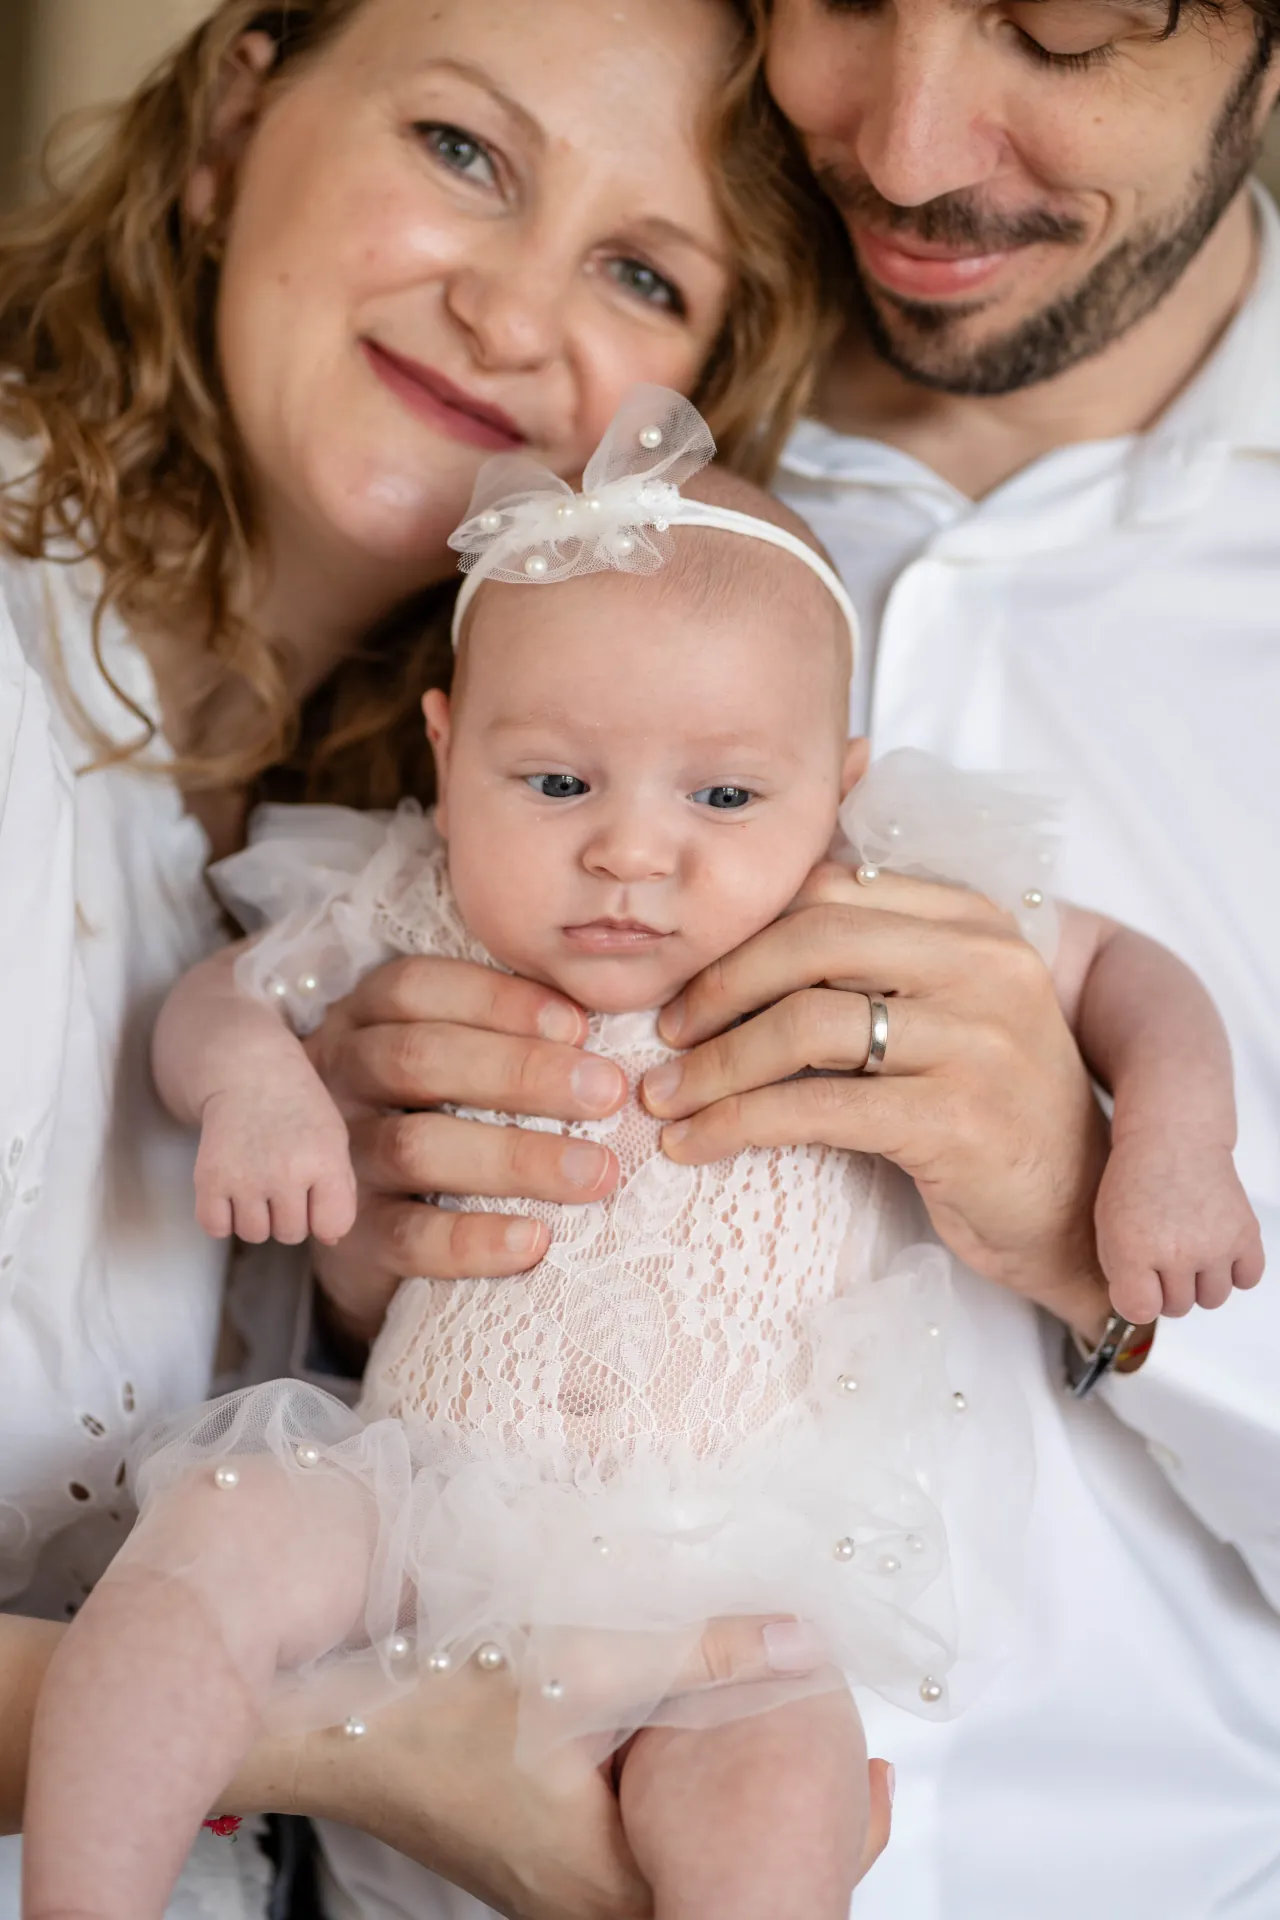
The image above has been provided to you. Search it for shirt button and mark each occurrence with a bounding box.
[1147,1441,1182,1474]
[20,1188,41,1206]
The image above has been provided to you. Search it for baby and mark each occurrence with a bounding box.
[25,391,1262,1920]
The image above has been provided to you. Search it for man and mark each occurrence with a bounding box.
[760,0,1280,1913]
[308,1,1280,1912]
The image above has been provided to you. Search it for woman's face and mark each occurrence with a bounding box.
[212,0,736,581]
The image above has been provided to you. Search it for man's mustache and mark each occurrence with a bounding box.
[818,169,1088,251]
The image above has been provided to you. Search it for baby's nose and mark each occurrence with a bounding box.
[584,812,679,883]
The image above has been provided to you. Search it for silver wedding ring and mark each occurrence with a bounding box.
[863,995,890,1074]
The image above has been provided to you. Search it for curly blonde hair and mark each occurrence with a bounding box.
[0,0,848,809]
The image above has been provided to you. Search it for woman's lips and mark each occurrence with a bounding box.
[852,227,1017,301]
[362,340,525,450]
[562,920,670,955]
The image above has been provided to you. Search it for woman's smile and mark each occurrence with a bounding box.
[361,339,527,450]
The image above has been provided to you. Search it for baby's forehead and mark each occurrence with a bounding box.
[464,526,849,690]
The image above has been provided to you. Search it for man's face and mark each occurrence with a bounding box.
[767,0,1280,394]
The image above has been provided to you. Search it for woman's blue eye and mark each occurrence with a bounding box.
[418,124,497,187]
[692,786,753,811]
[608,258,684,315]
[527,773,589,798]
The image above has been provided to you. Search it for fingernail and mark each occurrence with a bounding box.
[886,1763,896,1807]
[662,1121,689,1153]
[538,1001,582,1045]
[762,1620,826,1675]
[643,1062,683,1107]
[504,1219,542,1257]
[661,993,686,1043]
[562,1141,609,1190]
[571,1057,624,1114]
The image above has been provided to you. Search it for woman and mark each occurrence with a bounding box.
[0,1,887,1912]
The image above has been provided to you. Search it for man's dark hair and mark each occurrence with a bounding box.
[1167,0,1274,44]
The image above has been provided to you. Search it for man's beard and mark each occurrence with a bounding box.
[822,39,1271,396]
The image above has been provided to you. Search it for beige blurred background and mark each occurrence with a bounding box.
[2,0,1280,208]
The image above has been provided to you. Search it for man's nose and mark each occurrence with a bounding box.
[857,26,1006,208]
[445,240,569,372]
[772,8,1006,211]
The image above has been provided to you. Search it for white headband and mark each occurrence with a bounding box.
[447,385,858,660]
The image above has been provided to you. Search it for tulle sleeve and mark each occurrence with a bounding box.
[210,801,442,1035]
[837,749,1061,961]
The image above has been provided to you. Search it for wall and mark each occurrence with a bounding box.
[28,0,213,157]
[0,0,34,209]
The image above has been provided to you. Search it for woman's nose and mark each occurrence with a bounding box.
[445,247,568,372]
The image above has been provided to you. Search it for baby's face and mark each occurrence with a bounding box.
[428,570,852,1013]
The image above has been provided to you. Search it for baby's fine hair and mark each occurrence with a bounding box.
[458,464,852,697]
[649,467,852,683]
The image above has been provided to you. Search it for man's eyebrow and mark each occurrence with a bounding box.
[415,58,545,149]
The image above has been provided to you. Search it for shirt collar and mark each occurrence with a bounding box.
[780,181,1280,529]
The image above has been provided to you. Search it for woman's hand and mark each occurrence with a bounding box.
[304,956,627,1344]
[643,864,1112,1343]
[226,1617,891,1920]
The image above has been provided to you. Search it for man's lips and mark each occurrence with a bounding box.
[562,919,671,954]
[362,340,525,450]
[852,226,1019,301]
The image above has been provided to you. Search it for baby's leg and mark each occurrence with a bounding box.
[618,1685,867,1920]
[24,1459,376,1920]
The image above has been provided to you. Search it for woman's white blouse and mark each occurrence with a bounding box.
[0,439,228,1622]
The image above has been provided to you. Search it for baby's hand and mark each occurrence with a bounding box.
[194,1064,358,1248]
[1095,1127,1265,1323]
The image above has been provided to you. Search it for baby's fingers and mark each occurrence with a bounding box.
[268,1189,313,1247]
[309,1170,359,1248]
[1232,1227,1266,1292]
[231,1196,272,1245]
[1106,1265,1166,1326]
[195,1190,235,1241]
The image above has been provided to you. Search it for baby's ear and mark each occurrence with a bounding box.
[840,736,871,797]
[422,689,453,835]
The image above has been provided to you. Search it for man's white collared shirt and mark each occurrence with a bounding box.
[771,185,1280,1920]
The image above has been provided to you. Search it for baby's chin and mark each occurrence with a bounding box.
[519,950,696,1019]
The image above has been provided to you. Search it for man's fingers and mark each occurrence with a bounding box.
[660,903,1041,1049]
[658,1074,929,1167]
[367,1194,550,1285]
[350,1109,619,1206]
[342,954,587,1047]
[792,859,1011,926]
[526,1616,829,1730]
[642,991,945,1122]
[333,1020,627,1119]
[674,1616,828,1689]
[860,1759,894,1884]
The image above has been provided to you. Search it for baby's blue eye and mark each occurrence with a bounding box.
[692,786,753,810]
[527,773,589,798]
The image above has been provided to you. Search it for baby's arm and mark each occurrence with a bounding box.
[1053,908,1264,1324]
[154,945,356,1247]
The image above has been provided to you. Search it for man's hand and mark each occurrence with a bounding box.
[304,956,627,1344]
[228,1617,891,1920]
[643,862,1113,1342]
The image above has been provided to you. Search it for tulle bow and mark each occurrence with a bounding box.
[448,386,716,587]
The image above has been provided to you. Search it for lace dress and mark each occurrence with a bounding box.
[135,753,1048,1750]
